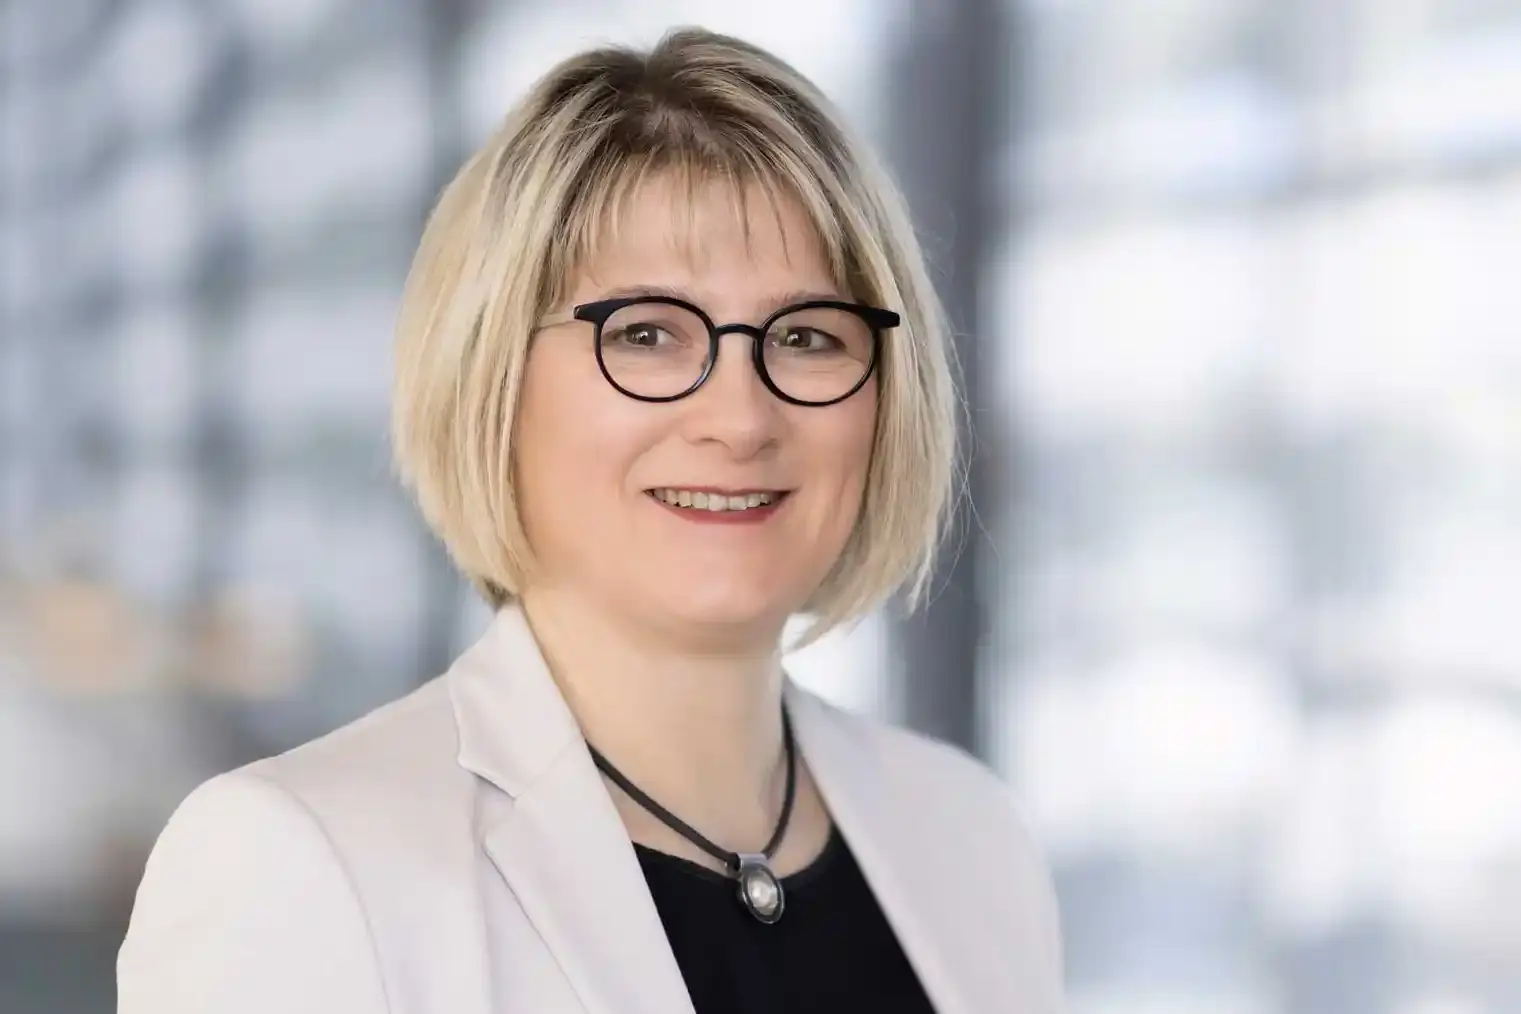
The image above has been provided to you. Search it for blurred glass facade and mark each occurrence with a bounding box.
[993,3,1521,1012]
[3,1,1520,1012]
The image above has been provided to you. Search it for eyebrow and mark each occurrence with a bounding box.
[593,284,848,311]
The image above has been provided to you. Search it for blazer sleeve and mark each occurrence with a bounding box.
[117,769,390,1014]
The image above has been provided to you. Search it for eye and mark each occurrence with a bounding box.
[772,327,839,352]
[604,323,675,348]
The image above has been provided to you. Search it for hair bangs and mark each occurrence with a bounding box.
[542,131,854,311]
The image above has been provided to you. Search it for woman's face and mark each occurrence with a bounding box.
[514,174,878,640]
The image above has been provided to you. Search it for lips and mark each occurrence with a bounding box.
[645,488,789,513]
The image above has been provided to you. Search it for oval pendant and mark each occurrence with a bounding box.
[735,854,784,924]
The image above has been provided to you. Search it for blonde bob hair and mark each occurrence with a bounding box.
[392,27,959,643]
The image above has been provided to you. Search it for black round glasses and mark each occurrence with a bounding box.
[547,295,899,407]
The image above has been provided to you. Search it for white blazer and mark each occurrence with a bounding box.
[118,607,1066,1013]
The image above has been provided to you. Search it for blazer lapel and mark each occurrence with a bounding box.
[448,608,695,1014]
[787,682,1012,1014]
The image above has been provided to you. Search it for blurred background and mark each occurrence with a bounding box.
[4,0,1521,1011]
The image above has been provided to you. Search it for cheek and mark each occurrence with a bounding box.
[513,348,650,555]
[805,393,878,528]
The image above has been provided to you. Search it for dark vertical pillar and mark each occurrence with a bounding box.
[880,0,1013,757]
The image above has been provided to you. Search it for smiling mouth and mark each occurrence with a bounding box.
[645,488,790,513]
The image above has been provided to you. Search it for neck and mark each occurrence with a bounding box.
[517,585,791,838]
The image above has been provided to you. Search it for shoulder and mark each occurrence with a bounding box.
[127,670,457,892]
[119,678,474,1013]
[138,673,464,866]
[792,687,1065,974]
[124,762,370,943]
[247,675,463,805]
[795,686,1034,835]
[119,757,395,1012]
[159,674,478,895]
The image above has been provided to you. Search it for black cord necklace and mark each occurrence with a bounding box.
[586,708,797,924]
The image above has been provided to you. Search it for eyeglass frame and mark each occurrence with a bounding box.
[539,295,899,407]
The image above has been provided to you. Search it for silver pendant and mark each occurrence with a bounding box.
[735,853,784,923]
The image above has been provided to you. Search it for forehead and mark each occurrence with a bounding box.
[564,170,846,307]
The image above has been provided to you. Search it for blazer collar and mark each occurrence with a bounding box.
[449,607,694,1014]
[447,606,985,1014]
[448,604,581,799]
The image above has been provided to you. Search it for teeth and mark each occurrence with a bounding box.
[652,489,779,512]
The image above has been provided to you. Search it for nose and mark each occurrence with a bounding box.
[679,331,781,458]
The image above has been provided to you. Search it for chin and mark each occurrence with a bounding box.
[648,589,796,645]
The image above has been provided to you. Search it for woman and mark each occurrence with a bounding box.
[117,27,1065,1014]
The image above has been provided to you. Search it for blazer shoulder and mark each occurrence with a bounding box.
[122,677,489,1013]
[238,675,472,828]
[801,689,1021,812]
[133,674,479,922]
[119,768,392,1013]
[800,693,1066,988]
[797,689,1058,894]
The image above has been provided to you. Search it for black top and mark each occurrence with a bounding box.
[633,826,937,1014]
